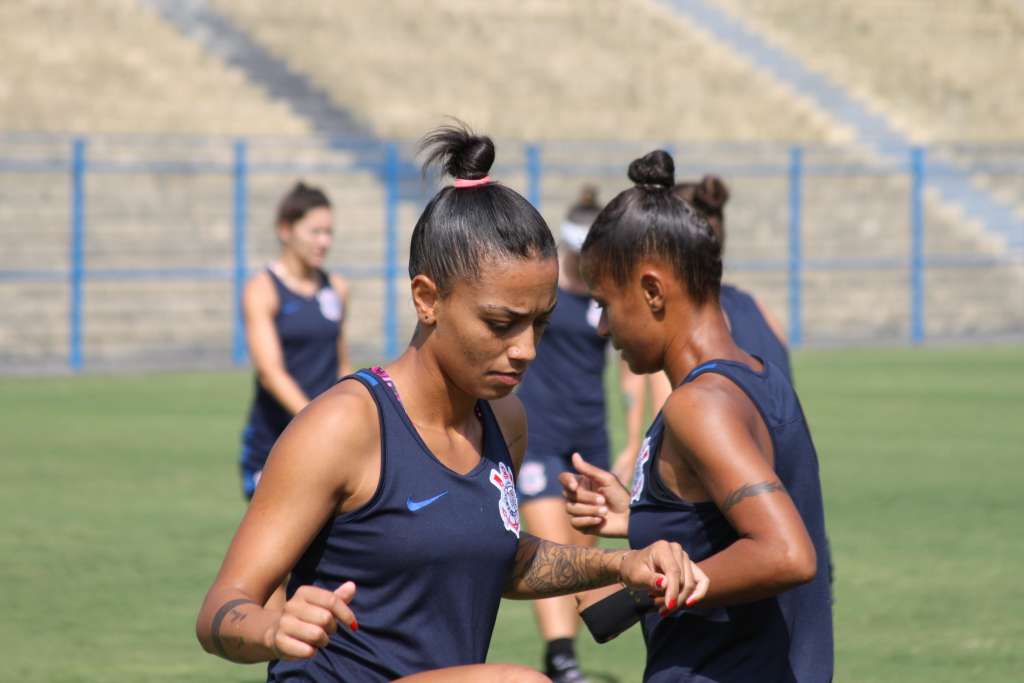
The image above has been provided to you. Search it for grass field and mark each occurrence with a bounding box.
[2,346,1023,682]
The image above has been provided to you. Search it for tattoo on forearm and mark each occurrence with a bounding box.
[508,533,625,598]
[211,599,257,659]
[721,480,784,512]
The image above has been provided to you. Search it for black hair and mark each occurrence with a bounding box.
[410,122,556,294]
[675,175,730,247]
[275,181,331,227]
[567,184,602,226]
[581,150,722,304]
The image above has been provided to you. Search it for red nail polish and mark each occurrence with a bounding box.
[667,598,677,610]
[656,577,664,589]
[350,620,359,631]
[686,595,699,606]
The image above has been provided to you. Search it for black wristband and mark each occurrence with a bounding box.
[579,587,655,643]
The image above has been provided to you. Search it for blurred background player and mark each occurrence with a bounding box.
[515,186,607,683]
[239,181,350,501]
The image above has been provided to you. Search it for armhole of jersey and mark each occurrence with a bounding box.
[479,400,516,471]
[645,427,705,510]
[253,268,282,318]
[689,367,781,473]
[331,371,389,523]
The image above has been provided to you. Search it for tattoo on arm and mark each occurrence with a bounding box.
[211,598,257,659]
[721,480,784,512]
[507,533,626,598]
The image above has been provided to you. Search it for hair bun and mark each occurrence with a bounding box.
[628,150,675,190]
[695,175,730,211]
[419,120,495,180]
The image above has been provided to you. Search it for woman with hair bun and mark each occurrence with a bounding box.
[197,126,708,683]
[239,181,350,501]
[562,151,832,682]
[613,174,794,487]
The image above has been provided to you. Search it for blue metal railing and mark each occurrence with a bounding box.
[232,139,248,365]
[68,138,86,372]
[787,146,803,347]
[1,134,1022,372]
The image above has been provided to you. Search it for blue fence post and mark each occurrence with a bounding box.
[787,146,803,347]
[384,142,400,360]
[232,139,248,365]
[525,143,542,209]
[910,147,925,345]
[68,138,86,372]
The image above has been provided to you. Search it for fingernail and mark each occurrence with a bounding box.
[658,608,668,618]
[350,620,359,631]
[656,577,664,588]
[685,595,700,606]
[596,495,606,505]
[667,598,677,610]
[599,506,608,514]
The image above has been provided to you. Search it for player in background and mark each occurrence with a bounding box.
[239,181,350,502]
[514,186,608,683]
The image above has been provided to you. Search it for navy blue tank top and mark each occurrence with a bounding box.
[268,369,522,681]
[516,287,608,450]
[628,359,832,683]
[243,268,342,464]
[720,283,791,380]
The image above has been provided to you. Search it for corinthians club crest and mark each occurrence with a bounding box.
[490,461,521,538]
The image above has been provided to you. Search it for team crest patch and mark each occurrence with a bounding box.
[490,462,521,538]
[629,436,652,505]
[517,461,547,497]
[317,288,343,322]
[586,299,602,329]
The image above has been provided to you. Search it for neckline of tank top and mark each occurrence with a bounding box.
[267,265,327,301]
[683,355,769,384]
[366,366,490,480]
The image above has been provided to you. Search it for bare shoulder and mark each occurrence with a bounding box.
[328,272,350,298]
[243,270,277,310]
[752,295,787,345]
[489,393,528,469]
[269,377,380,491]
[662,374,752,449]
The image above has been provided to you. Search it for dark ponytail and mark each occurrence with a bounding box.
[409,122,556,294]
[275,181,331,227]
[581,150,722,304]
[675,174,730,245]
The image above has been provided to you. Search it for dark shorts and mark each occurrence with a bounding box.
[516,433,610,503]
[239,424,275,500]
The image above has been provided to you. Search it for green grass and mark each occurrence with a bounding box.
[1,347,1022,682]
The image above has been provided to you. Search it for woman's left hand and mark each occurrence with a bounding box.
[618,540,709,616]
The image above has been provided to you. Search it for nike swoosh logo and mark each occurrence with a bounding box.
[406,491,448,512]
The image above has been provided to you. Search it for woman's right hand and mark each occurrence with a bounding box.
[559,453,632,538]
[267,582,359,660]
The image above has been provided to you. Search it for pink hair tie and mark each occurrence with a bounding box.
[453,176,491,189]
